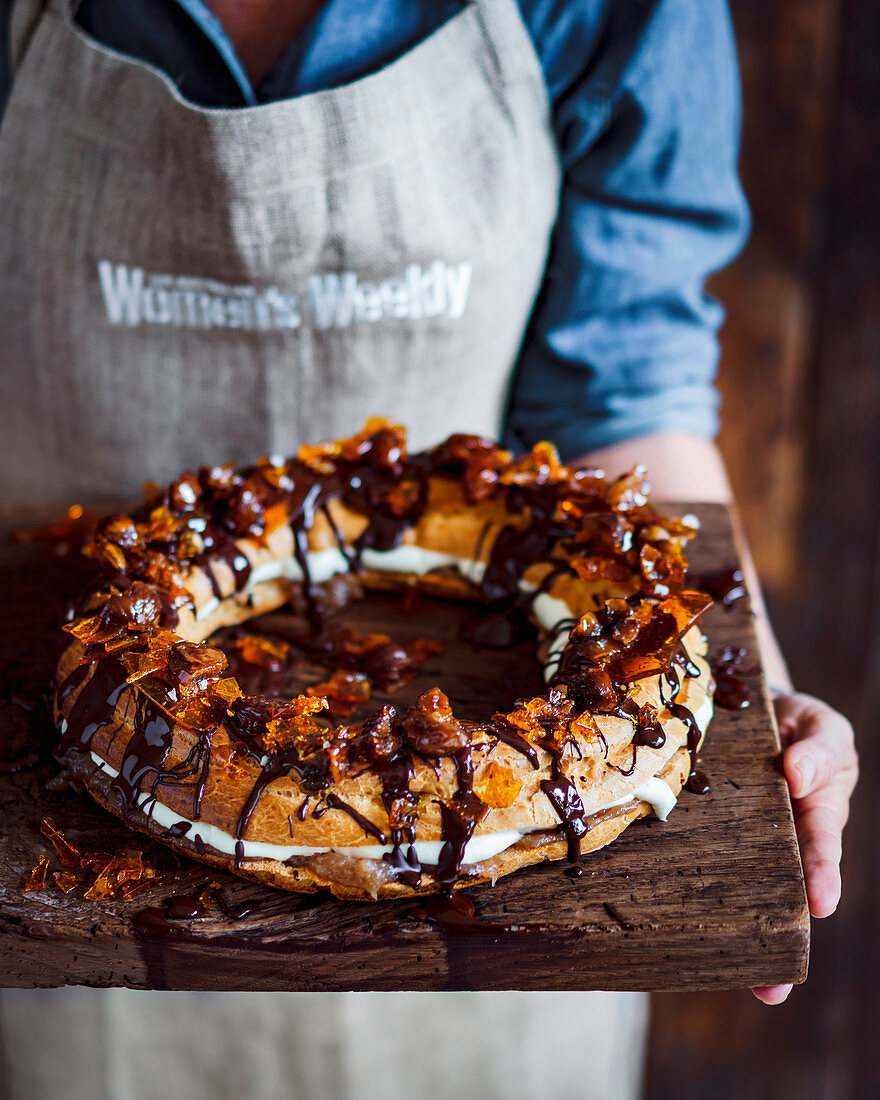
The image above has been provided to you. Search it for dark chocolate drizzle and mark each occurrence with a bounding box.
[490,717,540,769]
[668,700,710,794]
[435,798,483,885]
[324,793,388,844]
[56,428,717,893]
[109,696,176,815]
[539,755,590,863]
[58,658,127,756]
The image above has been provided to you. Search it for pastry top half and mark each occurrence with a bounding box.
[54,421,715,900]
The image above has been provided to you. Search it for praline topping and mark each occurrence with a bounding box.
[56,421,714,889]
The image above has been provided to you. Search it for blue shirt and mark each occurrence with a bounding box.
[0,0,749,460]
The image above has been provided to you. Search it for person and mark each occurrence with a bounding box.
[0,1,858,1098]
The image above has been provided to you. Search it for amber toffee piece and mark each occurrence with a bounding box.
[53,421,716,901]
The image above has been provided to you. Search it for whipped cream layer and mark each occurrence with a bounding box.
[196,545,572,628]
[196,545,583,686]
[86,690,712,868]
[90,541,714,871]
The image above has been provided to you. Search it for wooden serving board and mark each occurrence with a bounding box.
[0,503,809,992]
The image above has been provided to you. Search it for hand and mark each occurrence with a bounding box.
[751,692,858,1005]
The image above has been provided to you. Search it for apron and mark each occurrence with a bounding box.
[0,2,648,1097]
[0,0,559,510]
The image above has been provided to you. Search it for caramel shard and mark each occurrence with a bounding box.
[208,677,244,706]
[12,504,98,559]
[232,634,290,671]
[307,670,371,717]
[262,500,290,533]
[40,817,82,868]
[501,441,567,487]
[606,465,651,511]
[403,688,468,755]
[23,855,50,894]
[84,852,158,900]
[333,628,392,659]
[213,742,248,779]
[117,878,155,900]
[53,871,78,894]
[474,762,523,808]
[297,443,338,475]
[571,555,633,584]
[501,689,576,741]
[261,695,329,753]
[78,852,115,873]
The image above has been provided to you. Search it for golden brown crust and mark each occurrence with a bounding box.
[57,617,709,853]
[59,741,691,901]
[55,436,715,902]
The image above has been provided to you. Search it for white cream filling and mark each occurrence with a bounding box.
[206,545,572,666]
[197,545,487,621]
[164,542,714,865]
[246,544,487,592]
[87,751,525,866]
[89,691,711,867]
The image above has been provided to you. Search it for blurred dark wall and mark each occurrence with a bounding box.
[647,0,880,1095]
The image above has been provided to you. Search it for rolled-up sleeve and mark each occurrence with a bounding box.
[505,0,750,460]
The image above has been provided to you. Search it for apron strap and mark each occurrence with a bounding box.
[9,0,48,71]
[9,0,83,72]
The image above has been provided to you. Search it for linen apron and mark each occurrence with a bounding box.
[0,2,649,1098]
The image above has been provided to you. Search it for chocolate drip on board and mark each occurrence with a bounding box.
[690,564,746,609]
[711,646,753,710]
[409,890,518,934]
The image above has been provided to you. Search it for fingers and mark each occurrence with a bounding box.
[784,737,838,800]
[791,791,846,917]
[773,694,858,920]
[777,697,858,800]
[751,983,793,1006]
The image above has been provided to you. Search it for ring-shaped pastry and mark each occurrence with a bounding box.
[54,422,715,900]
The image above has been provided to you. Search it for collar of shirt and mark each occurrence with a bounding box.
[125,0,468,106]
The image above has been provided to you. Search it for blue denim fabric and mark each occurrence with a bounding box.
[0,0,749,458]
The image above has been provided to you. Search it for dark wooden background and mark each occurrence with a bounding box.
[646,0,879,1096]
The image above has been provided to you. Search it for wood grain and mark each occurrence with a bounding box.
[0,504,808,992]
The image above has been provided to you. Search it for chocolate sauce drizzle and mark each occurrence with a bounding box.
[540,757,590,863]
[109,696,176,815]
[434,797,484,885]
[58,659,127,756]
[56,428,717,891]
[324,793,387,844]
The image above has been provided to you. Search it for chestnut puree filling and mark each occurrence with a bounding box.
[54,422,714,895]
